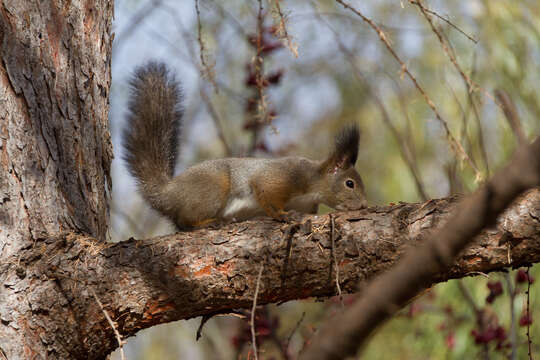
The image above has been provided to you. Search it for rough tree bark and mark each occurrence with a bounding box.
[0,1,539,360]
[0,0,113,358]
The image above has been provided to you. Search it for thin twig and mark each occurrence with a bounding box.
[251,264,264,360]
[445,82,473,193]
[194,0,218,92]
[266,305,292,360]
[199,87,233,156]
[495,90,528,146]
[272,0,298,57]
[315,9,429,200]
[446,80,474,157]
[246,0,270,155]
[458,280,490,360]
[457,279,489,360]
[376,95,429,201]
[457,280,478,313]
[91,289,126,360]
[281,224,299,284]
[113,0,164,56]
[412,2,477,43]
[286,312,306,352]
[163,9,232,156]
[387,76,429,196]
[504,273,517,360]
[526,267,533,360]
[255,0,268,124]
[454,53,477,162]
[319,17,428,201]
[446,36,490,177]
[412,0,477,94]
[335,0,481,180]
[468,91,490,176]
[196,313,213,341]
[413,0,490,179]
[413,0,515,175]
[203,0,248,38]
[330,214,344,308]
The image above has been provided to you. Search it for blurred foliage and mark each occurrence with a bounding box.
[364,267,539,359]
[110,0,540,358]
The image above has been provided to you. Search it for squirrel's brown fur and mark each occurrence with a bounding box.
[123,62,367,230]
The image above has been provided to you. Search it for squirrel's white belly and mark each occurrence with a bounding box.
[221,195,263,220]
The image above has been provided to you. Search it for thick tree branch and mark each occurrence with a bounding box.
[301,138,540,360]
[10,186,540,358]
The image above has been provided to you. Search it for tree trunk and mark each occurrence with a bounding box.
[0,0,113,358]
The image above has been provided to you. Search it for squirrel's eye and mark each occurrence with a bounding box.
[345,180,355,189]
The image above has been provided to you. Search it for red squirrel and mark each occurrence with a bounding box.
[122,62,367,230]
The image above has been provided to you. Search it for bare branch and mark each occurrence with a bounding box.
[504,273,518,360]
[495,90,528,146]
[457,281,490,359]
[286,312,306,353]
[158,8,233,156]
[272,0,298,57]
[199,87,233,156]
[412,3,477,43]
[411,0,477,93]
[114,0,164,55]
[413,0,491,176]
[251,265,264,360]
[330,214,344,308]
[315,10,429,200]
[23,185,540,358]
[194,0,218,91]
[255,0,269,126]
[335,0,482,180]
[526,267,534,360]
[91,289,126,360]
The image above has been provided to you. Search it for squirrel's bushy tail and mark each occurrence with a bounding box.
[122,62,183,214]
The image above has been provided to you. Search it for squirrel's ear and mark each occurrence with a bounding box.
[321,125,360,173]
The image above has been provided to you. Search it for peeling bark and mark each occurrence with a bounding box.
[3,190,539,358]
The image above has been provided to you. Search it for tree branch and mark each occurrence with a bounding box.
[301,138,540,360]
[18,185,540,358]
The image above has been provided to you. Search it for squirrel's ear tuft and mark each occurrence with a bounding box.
[322,125,360,173]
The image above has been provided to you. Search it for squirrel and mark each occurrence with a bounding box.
[122,61,368,230]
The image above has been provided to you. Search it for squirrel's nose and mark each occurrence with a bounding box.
[360,198,368,208]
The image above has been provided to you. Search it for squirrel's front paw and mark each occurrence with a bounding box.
[271,209,291,223]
